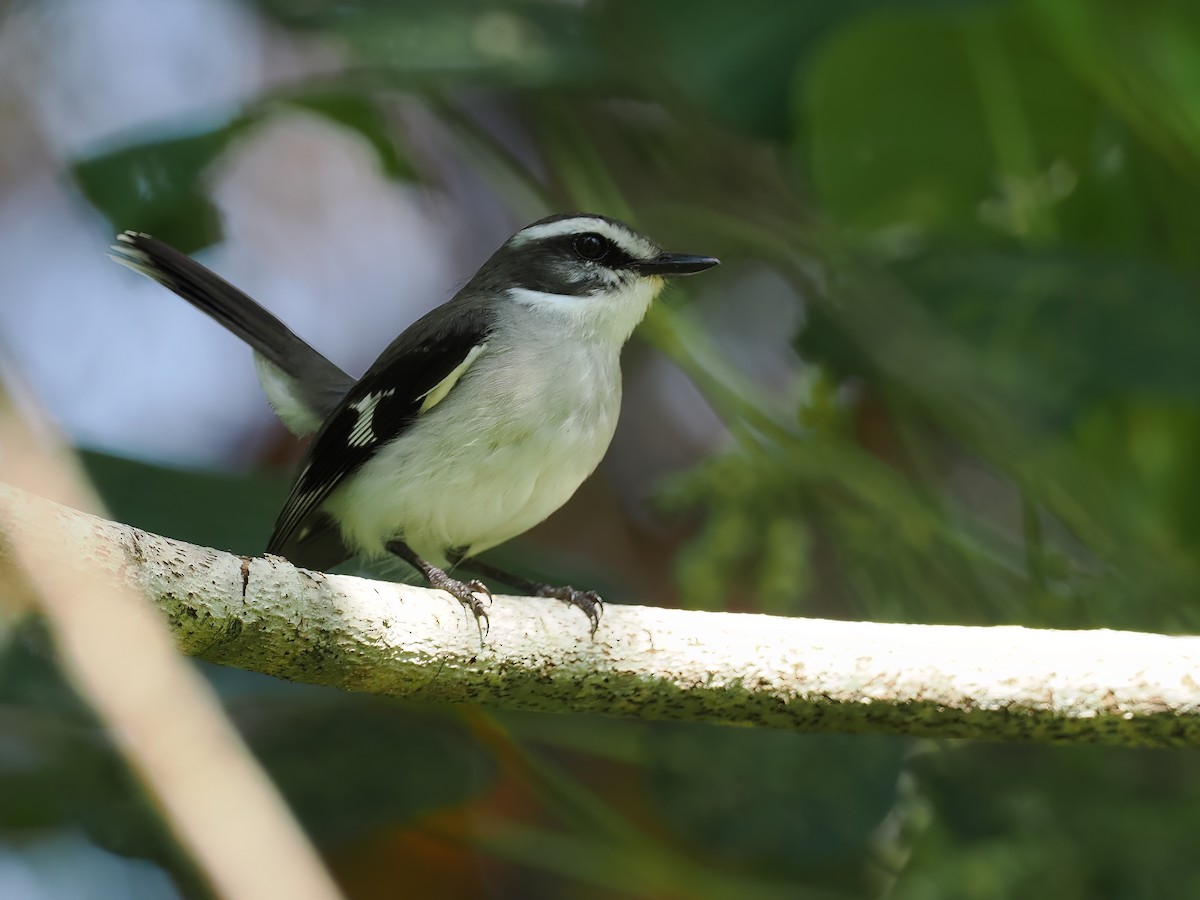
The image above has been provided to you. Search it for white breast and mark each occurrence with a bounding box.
[323,329,623,565]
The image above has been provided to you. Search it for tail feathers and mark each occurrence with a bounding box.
[111,231,355,428]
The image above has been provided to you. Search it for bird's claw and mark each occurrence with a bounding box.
[429,572,492,637]
[465,579,493,605]
[535,585,604,637]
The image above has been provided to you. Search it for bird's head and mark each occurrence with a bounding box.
[472,213,719,344]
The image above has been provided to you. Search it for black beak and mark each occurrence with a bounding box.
[633,253,721,276]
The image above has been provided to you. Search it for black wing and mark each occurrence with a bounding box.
[267,294,496,568]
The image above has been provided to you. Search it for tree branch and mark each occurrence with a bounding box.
[3,482,1199,748]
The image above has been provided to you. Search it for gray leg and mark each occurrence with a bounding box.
[387,541,492,636]
[453,556,603,637]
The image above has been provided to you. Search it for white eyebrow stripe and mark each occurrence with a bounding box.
[509,217,659,260]
[510,217,613,244]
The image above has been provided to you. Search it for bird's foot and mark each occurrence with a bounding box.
[533,584,604,637]
[427,569,493,637]
[386,540,493,639]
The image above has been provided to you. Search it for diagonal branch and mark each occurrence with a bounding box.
[0,424,341,899]
[3,481,1199,749]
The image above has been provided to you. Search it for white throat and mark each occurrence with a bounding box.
[506,276,663,347]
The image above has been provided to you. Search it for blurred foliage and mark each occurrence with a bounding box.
[5,0,1200,895]
[79,451,287,555]
[75,86,417,253]
[0,621,494,890]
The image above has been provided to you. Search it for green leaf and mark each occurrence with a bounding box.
[72,122,249,252]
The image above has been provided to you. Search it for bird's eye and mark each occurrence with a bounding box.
[573,233,610,262]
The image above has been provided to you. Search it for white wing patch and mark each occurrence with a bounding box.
[348,389,396,447]
[340,343,485,450]
[418,343,487,413]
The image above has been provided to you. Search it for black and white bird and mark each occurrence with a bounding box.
[110,214,718,634]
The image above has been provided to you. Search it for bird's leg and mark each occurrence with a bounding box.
[386,541,492,636]
[452,556,603,637]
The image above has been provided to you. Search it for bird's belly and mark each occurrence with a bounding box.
[324,359,619,564]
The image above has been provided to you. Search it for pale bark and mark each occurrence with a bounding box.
[3,481,1199,748]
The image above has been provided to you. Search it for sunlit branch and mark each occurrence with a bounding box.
[3,482,1198,749]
